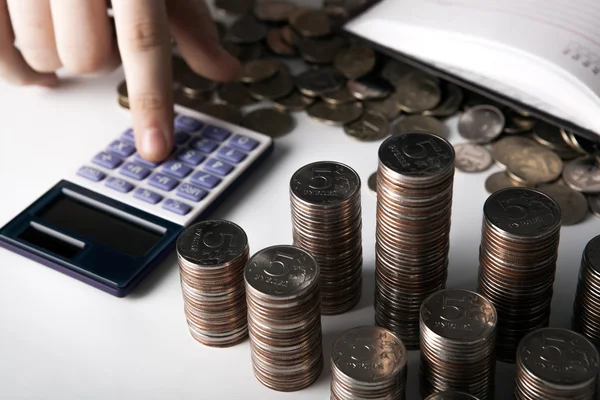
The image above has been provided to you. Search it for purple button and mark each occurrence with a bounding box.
[120,162,151,180]
[162,160,192,179]
[133,188,163,204]
[134,153,161,168]
[121,128,135,143]
[190,138,218,154]
[217,146,247,164]
[177,183,208,202]
[177,149,205,166]
[175,115,204,133]
[105,177,134,193]
[162,198,191,215]
[203,125,231,141]
[230,134,258,151]
[148,173,179,191]
[77,166,106,182]
[190,171,221,189]
[174,129,191,145]
[92,152,123,169]
[204,158,234,176]
[107,140,136,158]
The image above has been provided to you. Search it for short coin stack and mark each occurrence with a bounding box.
[331,326,408,400]
[375,132,455,348]
[176,220,249,347]
[244,245,323,391]
[425,392,480,400]
[420,289,497,399]
[477,187,561,362]
[514,328,600,399]
[572,235,600,346]
[290,161,363,315]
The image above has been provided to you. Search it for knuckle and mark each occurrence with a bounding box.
[126,21,168,52]
[130,92,167,112]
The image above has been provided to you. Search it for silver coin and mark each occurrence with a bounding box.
[537,182,589,226]
[347,76,393,101]
[290,161,360,205]
[177,220,248,266]
[242,107,294,138]
[307,100,363,126]
[533,121,572,151]
[295,67,346,97]
[453,143,493,173]
[297,36,347,65]
[391,115,447,138]
[484,172,528,194]
[248,69,294,100]
[333,44,376,80]
[217,82,256,107]
[563,157,600,193]
[273,90,315,112]
[343,110,389,142]
[588,194,600,217]
[395,72,441,113]
[423,83,464,118]
[380,59,419,87]
[238,59,279,83]
[458,105,505,143]
[364,93,403,120]
[491,136,539,169]
[321,88,356,105]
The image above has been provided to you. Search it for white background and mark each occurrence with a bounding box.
[0,65,599,399]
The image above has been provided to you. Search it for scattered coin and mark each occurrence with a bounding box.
[321,88,356,105]
[266,28,296,56]
[273,90,315,112]
[491,136,538,169]
[243,107,295,138]
[234,41,267,62]
[238,59,279,83]
[395,72,442,113]
[117,80,128,109]
[562,128,598,154]
[254,0,297,22]
[364,93,403,121]
[215,0,254,16]
[506,109,537,132]
[307,100,364,126]
[453,143,493,173]
[588,194,600,217]
[533,120,574,152]
[347,75,393,101]
[289,8,331,38]
[538,182,589,225]
[281,25,300,47]
[380,59,418,87]
[248,69,294,100]
[368,172,377,195]
[484,172,528,194]
[295,67,346,97]
[422,83,463,118]
[178,67,218,99]
[344,110,389,141]
[194,103,242,126]
[217,82,256,107]
[334,45,377,80]
[563,157,600,193]
[391,115,447,138]
[503,142,563,185]
[458,105,505,143]
[227,16,268,44]
[297,36,346,64]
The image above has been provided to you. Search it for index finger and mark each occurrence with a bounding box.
[112,0,173,162]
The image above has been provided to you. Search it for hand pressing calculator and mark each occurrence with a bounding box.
[0,104,274,297]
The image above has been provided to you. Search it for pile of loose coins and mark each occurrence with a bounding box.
[573,234,600,346]
[290,161,363,315]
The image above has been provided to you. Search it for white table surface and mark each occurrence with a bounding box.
[0,66,598,400]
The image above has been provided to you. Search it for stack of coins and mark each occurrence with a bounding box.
[290,161,363,315]
[331,326,408,400]
[572,235,600,346]
[425,392,480,400]
[477,187,561,362]
[419,289,497,399]
[244,245,323,391]
[176,220,249,347]
[375,132,456,348]
[515,328,600,399]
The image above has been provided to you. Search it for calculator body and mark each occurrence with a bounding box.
[0,105,274,297]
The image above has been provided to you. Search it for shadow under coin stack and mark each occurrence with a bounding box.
[176,220,250,347]
[375,132,456,348]
[477,188,561,362]
[330,326,408,400]
[425,392,480,400]
[290,161,363,315]
[573,235,600,346]
[244,245,324,391]
[514,328,600,399]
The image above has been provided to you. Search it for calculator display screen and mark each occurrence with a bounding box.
[38,195,163,258]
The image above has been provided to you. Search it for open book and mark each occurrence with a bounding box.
[342,0,600,141]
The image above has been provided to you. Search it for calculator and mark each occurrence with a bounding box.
[0,104,274,297]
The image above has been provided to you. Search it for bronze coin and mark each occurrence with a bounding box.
[243,107,295,138]
[307,101,364,126]
[334,44,376,80]
[289,9,332,38]
[227,16,267,44]
[254,1,297,22]
[238,59,280,83]
[273,90,315,112]
[193,103,243,126]
[266,28,296,56]
[217,82,256,108]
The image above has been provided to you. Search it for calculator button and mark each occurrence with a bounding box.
[230,134,258,151]
[203,125,231,141]
[120,162,151,180]
[133,188,163,204]
[105,177,134,193]
[92,151,123,169]
[162,160,192,179]
[217,146,247,164]
[107,140,136,158]
[204,158,234,176]
[121,128,135,143]
[175,115,204,133]
[176,149,205,166]
[177,183,208,202]
[190,138,218,154]
[190,171,221,189]
[134,153,161,168]
[77,166,106,182]
[148,173,179,191]
[174,129,191,145]
[163,198,191,215]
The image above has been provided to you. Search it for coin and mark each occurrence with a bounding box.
[347,75,393,101]
[364,93,403,120]
[561,128,598,154]
[343,110,389,142]
[503,142,563,185]
[537,182,588,225]
[321,88,356,105]
[266,28,296,56]
[334,45,377,79]
[484,172,528,194]
[453,143,493,173]
[307,101,364,126]
[273,90,315,112]
[297,36,346,64]
[395,72,442,113]
[506,109,537,132]
[215,0,253,16]
[248,68,294,100]
[380,59,418,87]
[563,157,600,193]
[573,235,600,346]
[458,105,505,143]
[368,172,377,195]
[178,66,218,99]
[289,9,331,38]
[217,82,256,108]
[254,0,297,22]
[117,80,129,109]
[238,59,279,83]
[533,120,575,152]
[227,16,268,44]
[295,67,346,97]
[243,107,294,138]
[588,194,600,217]
[194,103,243,125]
[425,393,479,400]
[281,25,300,47]
[391,115,447,138]
[491,136,539,169]
[422,83,464,118]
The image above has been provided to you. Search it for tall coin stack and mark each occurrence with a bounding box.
[375,132,456,348]
[176,220,249,347]
[425,392,480,400]
[419,289,497,399]
[244,245,324,391]
[290,161,363,315]
[514,328,600,399]
[330,326,408,400]
[477,187,561,362]
[573,235,600,346]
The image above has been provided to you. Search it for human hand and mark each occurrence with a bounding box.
[0,0,241,161]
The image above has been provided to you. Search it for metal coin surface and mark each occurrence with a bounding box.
[178,67,218,99]
[217,82,256,107]
[117,80,128,108]
[215,0,254,16]
[484,172,527,194]
[391,115,447,138]
[491,136,539,168]
[289,9,331,38]
[334,45,377,79]
[573,235,600,348]
[248,69,294,100]
[290,161,360,205]
[458,105,505,143]
[177,221,248,266]
[503,142,563,185]
[563,157,600,193]
[254,0,297,22]
[238,60,279,83]
[194,103,243,125]
[297,36,346,64]
[395,72,441,113]
[533,120,573,151]
[307,101,363,126]
[243,107,294,138]
[562,128,598,154]
[321,88,356,105]
[295,67,346,97]
[273,90,315,112]
[588,194,600,217]
[368,172,377,195]
[227,16,267,44]
[380,59,419,87]
[537,182,588,226]
[281,25,300,47]
[347,75,393,101]
[364,93,403,121]
[266,28,296,56]
[423,83,464,118]
[343,110,389,142]
[425,393,480,400]
[453,143,493,173]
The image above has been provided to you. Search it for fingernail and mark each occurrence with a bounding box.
[140,128,168,161]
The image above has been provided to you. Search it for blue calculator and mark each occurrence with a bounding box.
[0,104,274,297]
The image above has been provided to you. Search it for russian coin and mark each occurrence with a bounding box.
[194,103,243,125]
[248,68,294,100]
[395,72,442,113]
[458,105,505,143]
[178,67,218,99]
[321,88,356,105]
[506,109,537,132]
[215,0,254,16]
[227,16,267,44]
[238,59,279,83]
[364,93,403,120]
[562,128,598,154]
[368,172,377,195]
[297,35,346,64]
[266,28,296,56]
[423,83,464,118]
[491,136,539,169]
[588,194,600,217]
[295,67,346,97]
[229,41,267,62]
[573,235,600,346]
[484,172,528,194]
[242,107,294,138]
[503,142,563,184]
[538,182,588,225]
[117,80,129,109]
[343,110,389,141]
[217,82,256,107]
[307,100,363,126]
[563,157,600,193]
[533,120,574,151]
[347,75,393,101]
[173,87,210,109]
[505,168,530,184]
[254,0,297,22]
[289,9,331,38]
[281,25,300,47]
[380,59,418,87]
[453,143,493,173]
[391,115,447,138]
[273,90,315,112]
[334,45,377,79]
